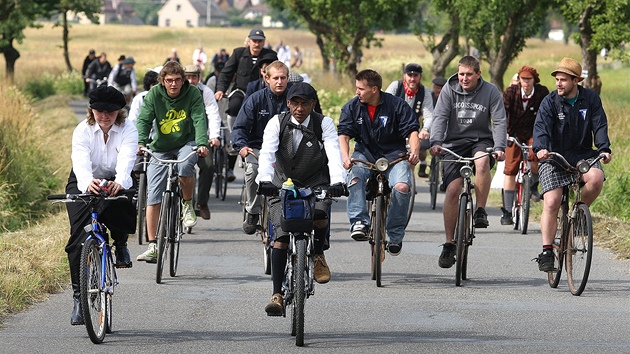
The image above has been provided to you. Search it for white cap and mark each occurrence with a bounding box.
[300,73,311,84]
[148,66,163,74]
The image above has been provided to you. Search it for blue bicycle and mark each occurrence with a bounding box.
[48,192,129,343]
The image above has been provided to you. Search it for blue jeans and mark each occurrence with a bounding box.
[346,151,412,244]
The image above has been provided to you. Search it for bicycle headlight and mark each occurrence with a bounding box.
[460,165,473,178]
[577,160,590,174]
[375,158,389,172]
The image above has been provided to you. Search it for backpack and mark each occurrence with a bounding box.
[114,64,131,86]
[394,80,425,117]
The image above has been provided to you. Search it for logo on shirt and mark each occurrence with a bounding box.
[379,115,389,127]
[579,109,588,120]
[159,109,187,134]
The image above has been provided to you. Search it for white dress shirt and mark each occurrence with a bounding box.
[71,118,138,192]
[196,82,221,139]
[256,113,346,185]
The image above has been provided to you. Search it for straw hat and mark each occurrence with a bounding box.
[551,57,584,82]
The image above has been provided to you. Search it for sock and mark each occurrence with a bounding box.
[314,227,326,254]
[542,245,553,252]
[503,189,516,210]
[271,248,287,294]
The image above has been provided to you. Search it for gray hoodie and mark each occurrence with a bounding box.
[430,73,506,151]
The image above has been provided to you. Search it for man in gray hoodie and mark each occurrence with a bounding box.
[429,55,507,269]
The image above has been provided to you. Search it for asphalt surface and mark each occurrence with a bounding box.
[1,101,629,352]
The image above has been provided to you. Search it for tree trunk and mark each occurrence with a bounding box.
[488,16,519,92]
[62,11,73,72]
[578,4,601,94]
[3,40,20,84]
[430,11,460,79]
[316,35,330,71]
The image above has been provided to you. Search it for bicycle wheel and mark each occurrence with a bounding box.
[295,238,307,347]
[566,203,593,296]
[221,150,229,201]
[519,173,531,234]
[214,148,226,200]
[261,201,271,275]
[104,249,115,334]
[240,180,247,222]
[548,203,568,288]
[137,172,148,245]
[512,179,521,231]
[406,174,415,227]
[372,196,385,287]
[156,193,171,284]
[429,157,439,210]
[455,194,468,286]
[170,194,182,277]
[80,237,106,344]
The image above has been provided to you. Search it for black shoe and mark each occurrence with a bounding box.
[114,244,133,268]
[387,242,402,256]
[71,297,84,325]
[530,188,541,202]
[438,243,456,268]
[227,169,236,182]
[243,212,259,235]
[536,250,554,272]
[417,164,428,178]
[500,207,513,226]
[439,183,446,192]
[473,208,489,228]
[350,222,369,241]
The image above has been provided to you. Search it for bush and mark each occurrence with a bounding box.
[54,71,83,95]
[24,76,55,99]
[23,71,83,99]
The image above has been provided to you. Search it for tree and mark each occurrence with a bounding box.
[559,0,630,94]
[266,0,421,78]
[457,0,553,91]
[0,0,57,83]
[56,0,101,72]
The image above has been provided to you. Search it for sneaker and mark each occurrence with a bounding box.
[243,212,259,235]
[313,254,331,284]
[136,242,157,263]
[500,207,513,226]
[264,293,283,316]
[473,207,489,228]
[114,244,132,268]
[227,169,236,182]
[197,204,211,220]
[350,221,369,241]
[417,164,429,178]
[536,250,554,272]
[182,200,197,228]
[387,242,402,256]
[438,243,456,268]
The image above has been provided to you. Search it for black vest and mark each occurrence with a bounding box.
[394,80,425,118]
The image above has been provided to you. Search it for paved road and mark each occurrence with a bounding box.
[2,165,629,352]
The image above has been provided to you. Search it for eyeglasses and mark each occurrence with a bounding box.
[164,77,183,85]
[289,99,313,108]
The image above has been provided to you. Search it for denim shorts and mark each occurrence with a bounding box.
[146,142,198,205]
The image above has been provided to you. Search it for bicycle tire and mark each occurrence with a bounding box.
[373,195,384,287]
[137,172,148,245]
[261,202,271,275]
[156,193,171,284]
[519,174,531,234]
[105,250,115,334]
[512,180,520,231]
[429,157,439,210]
[80,237,106,344]
[240,181,247,222]
[566,203,593,296]
[170,193,182,277]
[455,194,468,286]
[406,175,415,227]
[295,238,307,347]
[221,150,229,201]
[548,203,568,288]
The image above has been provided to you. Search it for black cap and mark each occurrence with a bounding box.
[257,52,278,67]
[287,82,317,100]
[89,86,126,112]
[248,28,266,40]
[89,49,95,54]
[404,63,423,74]
[118,55,126,61]
[432,77,447,87]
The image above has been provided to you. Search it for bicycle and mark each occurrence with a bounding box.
[136,152,149,245]
[545,152,605,296]
[440,147,495,286]
[507,137,534,234]
[351,153,410,287]
[141,146,198,284]
[428,155,440,210]
[214,126,230,201]
[47,192,130,344]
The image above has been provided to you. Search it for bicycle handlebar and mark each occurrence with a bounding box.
[439,147,495,163]
[350,153,409,171]
[507,136,533,150]
[547,151,605,173]
[47,192,131,203]
[140,147,198,165]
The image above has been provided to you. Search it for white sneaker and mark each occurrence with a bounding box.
[136,243,157,263]
[182,200,197,228]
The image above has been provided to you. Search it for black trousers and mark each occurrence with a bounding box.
[64,170,136,284]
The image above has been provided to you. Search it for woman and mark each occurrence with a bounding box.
[65,85,138,325]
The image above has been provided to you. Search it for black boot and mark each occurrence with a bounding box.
[71,282,84,325]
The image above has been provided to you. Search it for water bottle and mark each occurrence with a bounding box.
[282,178,297,199]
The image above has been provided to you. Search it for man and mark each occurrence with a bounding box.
[244,52,279,99]
[108,56,138,106]
[256,82,346,315]
[231,61,290,235]
[184,65,222,220]
[82,49,96,97]
[338,69,420,256]
[430,55,506,269]
[532,57,612,272]
[211,48,229,71]
[135,61,209,262]
[431,77,447,107]
[385,63,434,178]
[192,45,208,77]
[500,65,550,225]
[85,52,112,93]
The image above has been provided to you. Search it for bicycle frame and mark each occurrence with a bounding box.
[507,137,533,234]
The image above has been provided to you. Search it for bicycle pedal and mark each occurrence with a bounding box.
[115,262,133,269]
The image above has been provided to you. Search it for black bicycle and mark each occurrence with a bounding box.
[214,126,230,201]
[507,137,534,234]
[48,192,130,344]
[428,155,440,210]
[136,151,149,245]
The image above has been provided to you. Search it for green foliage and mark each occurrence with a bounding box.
[318,87,354,123]
[53,71,83,95]
[24,77,55,99]
[23,71,83,99]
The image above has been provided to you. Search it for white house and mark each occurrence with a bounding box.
[158,0,228,28]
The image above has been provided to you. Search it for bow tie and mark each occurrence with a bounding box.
[522,97,531,102]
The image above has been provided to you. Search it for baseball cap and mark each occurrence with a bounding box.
[404,63,423,75]
[89,86,126,112]
[184,64,201,75]
[248,28,266,40]
[287,82,317,101]
[432,77,447,87]
[89,49,95,55]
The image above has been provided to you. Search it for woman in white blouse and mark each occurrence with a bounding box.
[64,85,138,326]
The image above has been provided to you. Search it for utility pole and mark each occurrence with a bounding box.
[206,0,211,26]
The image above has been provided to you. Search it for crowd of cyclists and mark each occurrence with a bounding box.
[65,28,612,325]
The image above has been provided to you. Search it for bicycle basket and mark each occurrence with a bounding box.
[280,187,316,233]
